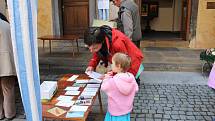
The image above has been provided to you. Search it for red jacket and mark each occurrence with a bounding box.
[88,29,143,76]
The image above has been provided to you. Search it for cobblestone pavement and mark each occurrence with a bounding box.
[132,84,215,121]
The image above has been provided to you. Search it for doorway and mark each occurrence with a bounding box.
[141,0,191,41]
[61,0,89,36]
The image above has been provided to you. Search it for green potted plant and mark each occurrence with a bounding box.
[200,48,215,73]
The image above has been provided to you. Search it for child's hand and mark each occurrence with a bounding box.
[104,71,113,79]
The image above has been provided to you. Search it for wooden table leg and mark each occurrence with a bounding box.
[71,41,74,56]
[43,40,45,48]
[49,40,51,54]
[98,90,104,115]
[76,39,79,53]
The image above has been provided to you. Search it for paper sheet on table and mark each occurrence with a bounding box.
[65,87,80,91]
[69,105,89,112]
[86,84,100,88]
[47,107,66,117]
[57,95,73,101]
[83,87,98,92]
[65,91,80,96]
[88,79,102,83]
[72,83,86,87]
[55,100,75,107]
[67,75,79,81]
[81,91,97,96]
[85,71,103,79]
[75,79,89,84]
[66,111,85,118]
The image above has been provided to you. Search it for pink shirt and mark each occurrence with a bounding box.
[101,72,139,116]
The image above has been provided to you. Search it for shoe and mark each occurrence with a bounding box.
[0,116,5,120]
[5,116,15,121]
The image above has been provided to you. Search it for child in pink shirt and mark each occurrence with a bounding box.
[101,52,139,121]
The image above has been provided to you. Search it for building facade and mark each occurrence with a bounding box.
[0,0,214,49]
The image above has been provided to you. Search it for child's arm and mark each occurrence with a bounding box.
[101,77,114,93]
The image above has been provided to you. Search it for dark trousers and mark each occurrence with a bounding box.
[133,40,140,48]
[136,77,140,86]
[0,76,16,119]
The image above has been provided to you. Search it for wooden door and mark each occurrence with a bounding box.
[181,0,191,41]
[62,0,89,36]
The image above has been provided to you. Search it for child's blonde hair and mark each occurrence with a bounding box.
[112,52,131,72]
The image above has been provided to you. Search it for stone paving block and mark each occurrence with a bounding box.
[136,118,144,121]
[145,118,154,121]
[154,114,162,118]
[204,116,213,121]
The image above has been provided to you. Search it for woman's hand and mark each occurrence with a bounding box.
[85,66,94,73]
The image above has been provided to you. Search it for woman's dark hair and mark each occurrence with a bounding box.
[84,25,112,46]
[0,12,9,23]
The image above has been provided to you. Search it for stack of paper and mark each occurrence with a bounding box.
[40,81,57,100]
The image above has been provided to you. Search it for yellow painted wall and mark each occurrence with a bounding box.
[0,0,6,15]
[190,0,215,48]
[38,0,53,47]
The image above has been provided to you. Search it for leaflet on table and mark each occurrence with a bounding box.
[72,83,86,87]
[65,91,80,96]
[75,79,90,84]
[55,100,75,107]
[75,99,92,106]
[65,87,80,91]
[66,111,85,118]
[47,107,66,117]
[69,105,89,112]
[88,79,102,83]
[57,95,73,101]
[78,95,93,100]
[85,71,103,81]
[83,87,98,92]
[81,91,97,96]
[67,75,79,81]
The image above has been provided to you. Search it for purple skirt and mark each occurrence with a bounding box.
[208,63,215,89]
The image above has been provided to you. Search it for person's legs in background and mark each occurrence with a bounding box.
[1,76,16,119]
[136,77,140,86]
[0,80,4,120]
[133,40,140,48]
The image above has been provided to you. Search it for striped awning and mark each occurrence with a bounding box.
[7,0,42,121]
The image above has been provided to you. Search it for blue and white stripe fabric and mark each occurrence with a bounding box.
[98,0,109,20]
[7,0,42,121]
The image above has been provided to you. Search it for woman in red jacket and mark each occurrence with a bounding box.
[84,25,144,85]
